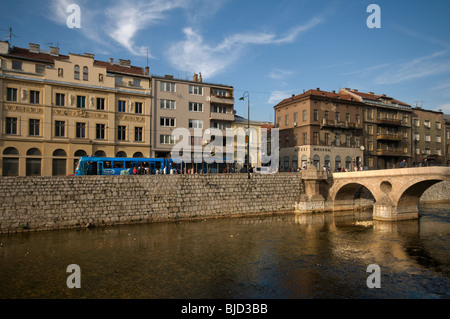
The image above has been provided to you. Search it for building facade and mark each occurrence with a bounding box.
[411,107,445,166]
[340,89,413,169]
[0,42,236,176]
[274,89,365,172]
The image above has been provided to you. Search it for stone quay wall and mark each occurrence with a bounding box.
[421,181,450,203]
[0,174,305,233]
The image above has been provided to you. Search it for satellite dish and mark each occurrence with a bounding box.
[360,146,365,151]
[206,96,211,102]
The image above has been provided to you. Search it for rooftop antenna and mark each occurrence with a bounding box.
[1,27,17,46]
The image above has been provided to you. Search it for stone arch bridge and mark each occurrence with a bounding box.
[296,166,450,221]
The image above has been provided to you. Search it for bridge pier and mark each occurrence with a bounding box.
[295,164,328,213]
[373,204,419,221]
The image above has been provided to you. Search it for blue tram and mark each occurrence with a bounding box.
[75,157,172,176]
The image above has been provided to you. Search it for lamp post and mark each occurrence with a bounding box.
[239,91,250,179]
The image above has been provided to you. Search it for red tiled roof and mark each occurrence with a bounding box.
[94,60,145,76]
[345,90,410,107]
[275,89,359,107]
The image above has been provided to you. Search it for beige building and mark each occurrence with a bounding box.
[0,41,151,176]
[150,74,235,164]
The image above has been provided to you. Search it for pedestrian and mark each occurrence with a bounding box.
[132,166,137,175]
[400,159,406,168]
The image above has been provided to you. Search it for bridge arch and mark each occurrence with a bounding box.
[395,179,445,214]
[333,182,376,211]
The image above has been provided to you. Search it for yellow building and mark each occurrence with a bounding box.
[0,41,151,176]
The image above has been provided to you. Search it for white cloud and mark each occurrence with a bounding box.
[374,51,450,85]
[268,91,294,105]
[269,68,295,80]
[438,103,450,113]
[168,17,323,79]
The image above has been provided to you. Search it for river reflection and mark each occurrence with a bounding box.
[0,204,449,299]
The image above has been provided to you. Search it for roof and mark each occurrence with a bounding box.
[344,89,410,107]
[274,89,360,107]
[2,45,145,76]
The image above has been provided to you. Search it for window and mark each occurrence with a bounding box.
[425,134,431,142]
[135,127,143,142]
[30,90,40,104]
[213,89,229,97]
[118,100,126,113]
[96,98,105,110]
[367,109,373,120]
[335,133,340,146]
[188,119,203,129]
[118,126,126,141]
[160,117,175,127]
[6,88,17,101]
[368,141,373,151]
[74,65,80,80]
[189,85,203,95]
[35,64,45,74]
[77,96,86,108]
[425,148,430,155]
[189,102,203,112]
[436,149,442,155]
[303,110,307,122]
[414,133,420,141]
[160,82,175,92]
[335,112,340,122]
[56,93,65,106]
[302,132,307,145]
[76,122,86,138]
[161,99,175,109]
[346,135,350,147]
[346,113,350,123]
[335,156,341,170]
[212,121,229,130]
[29,119,40,136]
[135,102,143,114]
[436,135,441,143]
[133,79,141,87]
[325,133,329,146]
[294,112,298,123]
[6,117,17,135]
[160,135,175,144]
[83,67,88,81]
[436,122,441,129]
[413,118,420,127]
[284,156,290,170]
[313,109,318,121]
[324,111,328,120]
[368,125,373,135]
[277,117,281,128]
[96,124,105,140]
[115,76,123,85]
[12,60,22,70]
[55,121,65,137]
[285,115,289,126]
[424,120,431,128]
[58,68,64,78]
[356,114,360,124]
[285,135,290,147]
[313,132,319,145]
[212,105,227,113]
[355,136,360,147]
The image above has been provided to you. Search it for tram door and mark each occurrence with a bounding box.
[97,162,103,175]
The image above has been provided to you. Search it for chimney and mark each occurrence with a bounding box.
[118,59,131,67]
[109,58,114,64]
[29,43,40,53]
[353,89,358,92]
[84,53,95,59]
[199,72,202,83]
[316,87,320,91]
[49,46,59,56]
[145,66,149,75]
[0,40,9,54]
[193,73,198,82]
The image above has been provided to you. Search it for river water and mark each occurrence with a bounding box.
[0,203,449,299]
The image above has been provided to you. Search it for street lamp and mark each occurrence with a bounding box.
[239,91,250,179]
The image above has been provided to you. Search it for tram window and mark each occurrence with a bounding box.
[103,161,112,168]
[113,161,124,169]
[125,162,133,169]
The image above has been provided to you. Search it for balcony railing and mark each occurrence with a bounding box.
[376,134,402,141]
[377,118,402,126]
[320,119,362,130]
[376,149,404,157]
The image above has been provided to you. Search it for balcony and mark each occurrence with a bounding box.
[376,134,402,141]
[210,111,234,122]
[377,118,402,126]
[320,119,362,130]
[376,149,403,157]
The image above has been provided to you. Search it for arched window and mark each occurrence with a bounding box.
[83,66,88,81]
[74,150,88,157]
[346,156,352,170]
[292,156,298,170]
[116,151,127,158]
[94,150,106,157]
[324,155,330,168]
[53,149,67,176]
[284,156,289,171]
[26,148,41,176]
[74,65,80,80]
[3,147,19,155]
[301,155,307,168]
[3,147,19,176]
[313,155,320,168]
[27,148,41,156]
[335,156,341,171]
[133,152,144,158]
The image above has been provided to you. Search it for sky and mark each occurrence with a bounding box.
[1,0,450,122]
